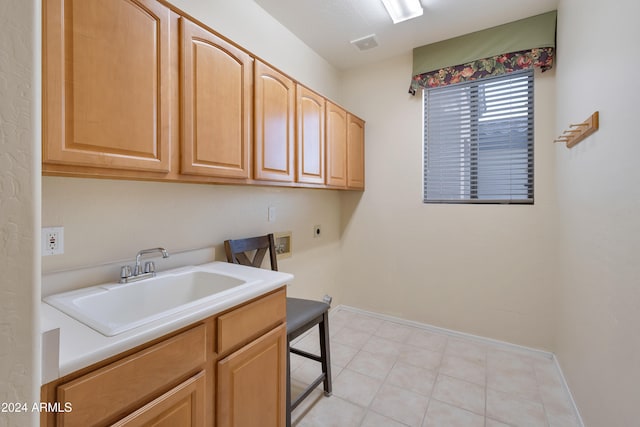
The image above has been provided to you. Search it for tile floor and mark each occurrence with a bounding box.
[290,308,580,427]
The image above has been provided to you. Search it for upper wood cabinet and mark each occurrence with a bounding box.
[347,114,365,190]
[254,61,295,182]
[296,85,326,185]
[180,18,253,179]
[326,101,348,188]
[42,0,365,190]
[326,103,366,190]
[43,0,172,172]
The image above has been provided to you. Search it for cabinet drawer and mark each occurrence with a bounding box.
[57,324,206,427]
[217,289,286,355]
[112,371,206,427]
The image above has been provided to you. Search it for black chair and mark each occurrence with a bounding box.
[224,234,332,426]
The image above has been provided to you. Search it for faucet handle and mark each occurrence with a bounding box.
[120,265,132,279]
[144,261,155,274]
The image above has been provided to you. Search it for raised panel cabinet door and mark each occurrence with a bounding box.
[217,324,286,427]
[43,0,172,172]
[254,61,295,182]
[347,114,365,190]
[325,102,347,188]
[112,372,206,427]
[180,18,253,179]
[55,324,207,427]
[296,85,325,185]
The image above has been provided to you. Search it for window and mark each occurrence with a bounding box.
[423,70,534,204]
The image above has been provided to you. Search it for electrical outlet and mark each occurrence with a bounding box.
[42,227,64,256]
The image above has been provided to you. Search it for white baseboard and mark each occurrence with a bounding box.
[552,355,585,427]
[334,304,553,360]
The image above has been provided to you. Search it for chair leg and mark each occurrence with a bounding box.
[319,311,332,396]
[286,340,292,427]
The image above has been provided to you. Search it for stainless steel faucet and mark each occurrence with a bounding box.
[119,247,169,283]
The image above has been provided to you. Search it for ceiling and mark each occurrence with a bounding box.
[254,0,558,70]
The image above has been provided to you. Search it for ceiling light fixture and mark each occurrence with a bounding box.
[380,0,423,24]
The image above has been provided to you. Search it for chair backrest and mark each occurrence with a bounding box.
[224,234,278,272]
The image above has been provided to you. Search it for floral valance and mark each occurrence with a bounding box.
[410,11,556,94]
[410,47,554,94]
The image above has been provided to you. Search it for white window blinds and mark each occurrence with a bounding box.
[423,70,534,204]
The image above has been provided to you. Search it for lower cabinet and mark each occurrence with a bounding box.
[217,324,287,427]
[53,324,207,427]
[41,288,286,427]
[113,372,206,427]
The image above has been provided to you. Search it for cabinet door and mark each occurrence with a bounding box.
[180,18,253,179]
[56,325,207,427]
[296,85,325,185]
[326,102,347,188]
[43,0,172,172]
[254,61,295,182]
[217,324,286,427]
[112,372,206,427]
[347,114,365,190]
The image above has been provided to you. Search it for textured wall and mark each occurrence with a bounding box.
[0,0,40,425]
[42,179,344,303]
[555,0,640,424]
[339,54,559,350]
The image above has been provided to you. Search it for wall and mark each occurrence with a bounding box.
[0,0,40,425]
[42,179,343,301]
[339,54,559,350]
[168,0,340,100]
[555,0,640,424]
[41,0,343,303]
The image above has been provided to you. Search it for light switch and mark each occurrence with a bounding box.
[268,206,276,222]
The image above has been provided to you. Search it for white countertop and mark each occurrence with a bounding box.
[40,262,293,383]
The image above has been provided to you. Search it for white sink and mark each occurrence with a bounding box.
[44,265,258,336]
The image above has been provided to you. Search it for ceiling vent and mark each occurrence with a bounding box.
[350,34,378,51]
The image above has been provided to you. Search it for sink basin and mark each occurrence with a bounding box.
[44,266,255,336]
